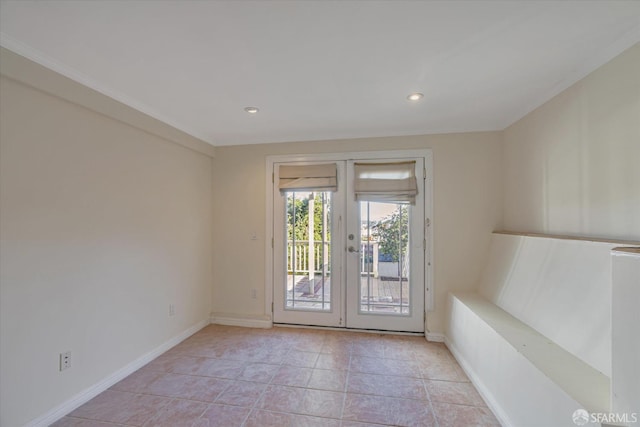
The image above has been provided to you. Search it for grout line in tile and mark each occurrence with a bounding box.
[427,398,441,427]
[60,326,497,427]
[61,415,136,426]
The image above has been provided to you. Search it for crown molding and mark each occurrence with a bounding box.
[0,36,216,157]
[503,24,640,130]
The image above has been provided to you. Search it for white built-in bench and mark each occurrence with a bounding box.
[446,232,640,427]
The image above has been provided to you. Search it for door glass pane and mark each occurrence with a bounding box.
[359,201,410,315]
[285,191,332,311]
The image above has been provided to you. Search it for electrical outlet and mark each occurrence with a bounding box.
[169,304,175,316]
[251,289,257,299]
[60,351,71,371]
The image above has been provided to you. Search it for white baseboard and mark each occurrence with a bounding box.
[425,331,445,342]
[210,312,273,329]
[445,336,511,427]
[26,319,209,427]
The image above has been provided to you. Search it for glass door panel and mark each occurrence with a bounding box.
[359,202,411,315]
[273,156,425,332]
[345,159,425,332]
[273,162,344,327]
[285,191,332,311]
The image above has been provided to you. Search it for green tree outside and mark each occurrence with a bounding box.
[371,206,408,262]
[287,192,330,242]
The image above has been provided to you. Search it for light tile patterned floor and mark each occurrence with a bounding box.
[52,325,500,426]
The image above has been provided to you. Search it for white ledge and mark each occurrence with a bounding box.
[452,291,610,414]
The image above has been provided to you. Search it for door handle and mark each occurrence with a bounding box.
[348,246,360,253]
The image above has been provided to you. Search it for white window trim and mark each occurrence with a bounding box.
[265,149,434,336]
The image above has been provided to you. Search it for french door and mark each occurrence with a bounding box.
[271,152,429,333]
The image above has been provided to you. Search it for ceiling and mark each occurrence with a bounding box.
[1,1,639,147]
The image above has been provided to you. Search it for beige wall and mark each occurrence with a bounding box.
[503,44,640,241]
[212,132,504,335]
[0,76,214,427]
[4,40,637,427]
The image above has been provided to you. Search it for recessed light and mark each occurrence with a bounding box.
[244,106,259,114]
[407,93,424,101]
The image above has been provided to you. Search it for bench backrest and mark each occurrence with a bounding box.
[477,232,629,377]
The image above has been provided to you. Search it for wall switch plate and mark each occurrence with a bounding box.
[60,351,71,371]
[169,304,175,316]
[251,289,257,299]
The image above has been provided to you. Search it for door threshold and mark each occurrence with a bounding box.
[273,322,424,336]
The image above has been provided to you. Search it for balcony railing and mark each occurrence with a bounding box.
[287,241,387,276]
[287,240,330,274]
[287,240,407,279]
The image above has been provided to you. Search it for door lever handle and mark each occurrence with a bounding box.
[348,246,360,253]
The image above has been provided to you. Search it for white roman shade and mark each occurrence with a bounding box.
[354,161,418,204]
[278,163,338,192]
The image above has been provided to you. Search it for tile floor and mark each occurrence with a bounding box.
[52,325,500,426]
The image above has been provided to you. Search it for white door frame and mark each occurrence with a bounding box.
[272,160,345,327]
[265,149,434,333]
[344,158,425,332]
